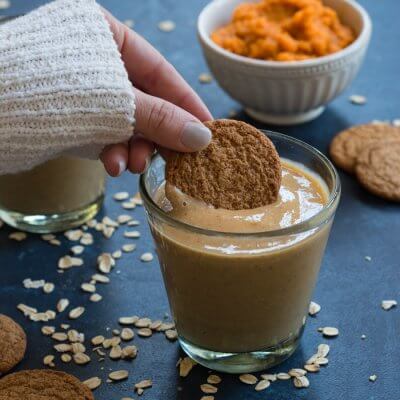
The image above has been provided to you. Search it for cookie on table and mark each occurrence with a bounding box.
[166,119,282,210]
[355,141,400,202]
[329,124,400,173]
[0,370,94,400]
[0,314,27,373]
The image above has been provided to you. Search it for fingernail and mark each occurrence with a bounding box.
[140,156,151,174]
[181,122,212,151]
[117,158,127,176]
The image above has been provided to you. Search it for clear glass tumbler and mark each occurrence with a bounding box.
[0,157,106,233]
[140,131,340,373]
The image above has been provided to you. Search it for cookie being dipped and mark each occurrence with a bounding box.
[166,119,281,210]
[0,370,94,400]
[0,314,27,374]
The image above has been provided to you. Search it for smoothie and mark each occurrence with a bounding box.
[151,160,331,353]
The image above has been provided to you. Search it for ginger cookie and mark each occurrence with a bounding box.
[329,124,400,173]
[0,370,94,400]
[166,119,281,210]
[0,314,26,373]
[355,141,400,202]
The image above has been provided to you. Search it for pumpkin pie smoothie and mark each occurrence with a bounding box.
[141,123,340,372]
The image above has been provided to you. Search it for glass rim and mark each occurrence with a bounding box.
[139,130,341,238]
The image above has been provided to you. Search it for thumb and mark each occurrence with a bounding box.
[133,87,212,152]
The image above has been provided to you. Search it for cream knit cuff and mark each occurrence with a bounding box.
[0,0,135,174]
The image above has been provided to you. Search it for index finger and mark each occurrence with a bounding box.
[103,9,213,122]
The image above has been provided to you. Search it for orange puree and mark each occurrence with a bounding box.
[211,0,355,61]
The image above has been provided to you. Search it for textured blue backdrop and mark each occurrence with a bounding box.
[0,1,399,399]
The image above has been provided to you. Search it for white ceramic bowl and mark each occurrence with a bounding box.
[198,0,372,125]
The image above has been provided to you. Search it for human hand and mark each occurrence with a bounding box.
[100,10,213,176]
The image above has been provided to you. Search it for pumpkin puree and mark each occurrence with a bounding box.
[211,0,355,61]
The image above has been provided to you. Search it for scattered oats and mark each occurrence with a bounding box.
[239,374,258,385]
[121,345,138,359]
[68,329,84,343]
[277,373,291,380]
[17,303,38,316]
[58,255,83,269]
[364,255,372,262]
[112,250,122,259]
[123,19,134,28]
[293,376,310,388]
[317,327,323,332]
[43,355,55,367]
[0,0,10,9]
[61,353,72,363]
[127,220,140,226]
[91,335,105,346]
[157,322,175,331]
[135,379,152,391]
[140,252,153,262]
[315,357,329,366]
[349,94,367,105]
[199,73,213,84]
[132,193,143,205]
[57,298,70,313]
[103,216,119,227]
[201,384,218,394]
[135,317,152,328]
[114,192,130,201]
[41,326,56,336]
[255,380,270,391]
[119,316,139,325]
[304,364,320,372]
[322,327,339,337]
[138,328,153,337]
[207,375,221,384]
[122,201,136,209]
[103,337,121,348]
[103,226,116,239]
[179,357,196,377]
[371,119,389,125]
[393,119,400,127]
[121,328,134,341]
[87,219,97,228]
[50,239,61,246]
[95,223,104,231]
[110,345,122,360]
[71,343,86,354]
[260,374,277,382]
[90,293,102,302]
[83,377,102,390]
[150,320,162,330]
[81,232,94,245]
[369,374,377,382]
[121,398,135,400]
[381,300,397,310]
[9,232,27,241]
[92,274,110,284]
[64,229,82,241]
[43,282,55,294]
[361,334,367,340]
[46,310,57,320]
[71,245,84,255]
[124,230,141,239]
[308,301,321,316]
[42,234,55,241]
[200,397,214,400]
[165,329,178,341]
[157,18,175,30]
[52,332,68,342]
[73,352,91,365]
[112,329,120,336]
[122,244,136,253]
[23,278,45,289]
[289,368,307,377]
[97,253,115,274]
[117,214,132,224]
[317,344,330,358]
[69,306,85,319]
[228,109,237,118]
[54,343,72,353]
[109,370,129,381]
[81,283,96,293]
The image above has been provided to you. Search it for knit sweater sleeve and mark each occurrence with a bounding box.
[0,0,135,175]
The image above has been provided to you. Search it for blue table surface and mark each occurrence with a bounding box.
[1,1,399,399]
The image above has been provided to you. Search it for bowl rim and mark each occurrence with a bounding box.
[197,0,372,69]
